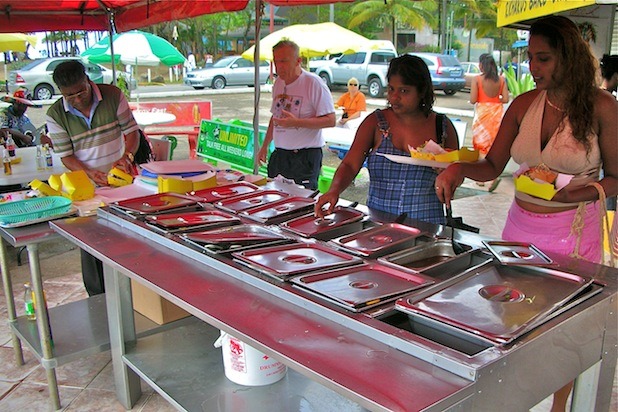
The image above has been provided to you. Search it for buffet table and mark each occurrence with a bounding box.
[49,184,617,411]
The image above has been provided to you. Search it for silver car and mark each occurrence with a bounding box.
[184,56,271,90]
[407,52,465,95]
[8,57,115,101]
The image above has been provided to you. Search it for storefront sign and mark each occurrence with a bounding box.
[196,119,271,172]
[497,0,595,27]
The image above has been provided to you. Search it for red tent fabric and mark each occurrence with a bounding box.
[0,0,354,33]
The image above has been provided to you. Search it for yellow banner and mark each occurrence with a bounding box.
[497,0,596,27]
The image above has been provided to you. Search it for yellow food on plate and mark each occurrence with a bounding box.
[523,165,558,184]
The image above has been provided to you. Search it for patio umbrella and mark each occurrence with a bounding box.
[81,30,185,67]
[81,30,185,106]
[0,33,37,92]
[241,22,372,62]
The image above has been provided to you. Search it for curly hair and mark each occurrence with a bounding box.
[530,16,597,152]
[387,54,435,117]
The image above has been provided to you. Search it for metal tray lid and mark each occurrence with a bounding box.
[232,242,362,279]
[482,241,553,265]
[214,189,290,213]
[111,192,199,214]
[281,206,365,237]
[190,182,260,203]
[182,224,288,245]
[241,196,316,222]
[291,263,434,312]
[395,262,594,344]
[144,210,240,229]
[331,223,424,257]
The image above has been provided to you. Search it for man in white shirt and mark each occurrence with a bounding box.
[257,40,335,190]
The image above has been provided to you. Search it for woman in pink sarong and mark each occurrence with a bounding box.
[470,54,509,191]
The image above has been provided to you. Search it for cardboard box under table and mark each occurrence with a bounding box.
[130,280,190,324]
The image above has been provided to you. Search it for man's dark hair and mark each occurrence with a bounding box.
[52,60,87,88]
[600,54,618,81]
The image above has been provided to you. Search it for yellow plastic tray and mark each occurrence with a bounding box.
[514,175,557,200]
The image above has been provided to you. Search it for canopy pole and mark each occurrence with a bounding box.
[106,9,117,87]
[252,0,264,175]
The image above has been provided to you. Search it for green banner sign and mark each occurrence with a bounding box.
[196,119,272,173]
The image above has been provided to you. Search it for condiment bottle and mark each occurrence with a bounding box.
[5,133,15,157]
[3,149,12,175]
[24,283,36,321]
[43,144,53,168]
[36,145,45,171]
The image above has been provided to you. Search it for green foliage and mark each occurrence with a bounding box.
[503,65,535,97]
[116,75,131,99]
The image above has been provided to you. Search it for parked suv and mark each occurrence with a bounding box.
[8,57,117,101]
[407,53,465,95]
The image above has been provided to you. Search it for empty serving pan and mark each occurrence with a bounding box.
[144,209,241,233]
[214,190,290,213]
[232,242,362,280]
[290,263,434,312]
[241,196,317,225]
[331,223,429,258]
[281,206,365,241]
[110,192,200,216]
[379,238,474,273]
[395,262,594,345]
[191,182,260,203]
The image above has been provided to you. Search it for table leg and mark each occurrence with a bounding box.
[27,243,61,410]
[103,263,141,408]
[0,237,24,366]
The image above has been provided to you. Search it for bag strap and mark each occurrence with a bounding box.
[588,182,617,267]
[435,113,447,146]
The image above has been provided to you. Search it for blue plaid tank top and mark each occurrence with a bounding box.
[366,109,446,225]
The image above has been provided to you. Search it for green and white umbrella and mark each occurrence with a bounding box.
[81,30,185,67]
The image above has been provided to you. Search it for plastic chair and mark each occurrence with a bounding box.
[161,135,177,159]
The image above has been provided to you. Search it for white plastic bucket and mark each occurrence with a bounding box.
[214,331,287,386]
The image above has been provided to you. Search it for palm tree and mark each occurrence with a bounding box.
[348,0,437,48]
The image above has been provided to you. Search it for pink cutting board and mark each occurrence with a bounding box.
[140,160,215,175]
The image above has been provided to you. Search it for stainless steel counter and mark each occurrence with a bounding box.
[50,196,617,411]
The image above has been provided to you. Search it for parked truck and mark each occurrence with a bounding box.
[315,45,397,98]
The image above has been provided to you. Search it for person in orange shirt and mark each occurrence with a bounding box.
[336,77,366,126]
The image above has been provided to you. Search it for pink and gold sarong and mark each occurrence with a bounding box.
[502,201,602,264]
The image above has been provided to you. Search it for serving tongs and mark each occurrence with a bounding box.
[445,206,476,255]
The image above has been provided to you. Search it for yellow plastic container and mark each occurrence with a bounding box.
[61,170,95,201]
[191,174,217,191]
[514,175,557,201]
[29,179,62,197]
[158,176,194,194]
[48,174,63,192]
[434,147,480,163]
[107,167,134,187]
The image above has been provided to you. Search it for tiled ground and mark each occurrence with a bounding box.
[0,176,615,411]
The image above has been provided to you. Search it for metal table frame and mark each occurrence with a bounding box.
[50,214,617,412]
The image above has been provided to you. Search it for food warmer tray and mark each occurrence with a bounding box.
[180,224,293,255]
[232,242,362,280]
[482,241,553,265]
[214,189,290,213]
[144,209,241,234]
[395,262,594,345]
[190,182,260,203]
[379,238,475,273]
[290,263,434,312]
[109,192,200,218]
[240,196,317,225]
[280,206,366,241]
[330,223,429,258]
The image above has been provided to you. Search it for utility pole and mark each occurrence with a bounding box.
[330,4,334,22]
[440,0,447,53]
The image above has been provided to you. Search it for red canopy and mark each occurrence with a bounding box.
[0,0,353,33]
